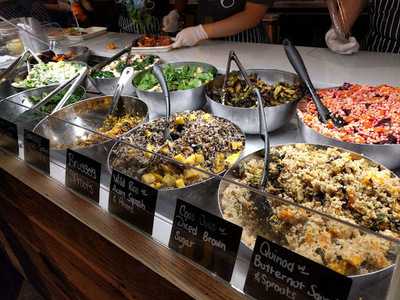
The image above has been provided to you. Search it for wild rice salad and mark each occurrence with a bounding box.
[298,83,400,144]
[110,111,245,189]
[221,144,400,276]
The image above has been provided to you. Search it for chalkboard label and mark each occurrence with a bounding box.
[0,117,18,155]
[244,236,352,300]
[169,199,242,281]
[24,130,50,174]
[66,149,101,203]
[109,169,157,234]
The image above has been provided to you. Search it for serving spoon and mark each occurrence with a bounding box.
[283,39,346,127]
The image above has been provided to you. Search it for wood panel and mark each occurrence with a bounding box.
[0,149,245,300]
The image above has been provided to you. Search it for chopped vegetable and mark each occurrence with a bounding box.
[134,64,215,92]
[210,72,303,108]
[28,86,85,114]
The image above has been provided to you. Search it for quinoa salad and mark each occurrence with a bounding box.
[220,144,400,276]
[298,83,400,144]
[110,111,245,189]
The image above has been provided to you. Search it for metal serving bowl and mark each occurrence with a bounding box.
[133,62,218,116]
[218,143,397,298]
[206,69,304,134]
[297,98,400,170]
[0,84,86,123]
[89,52,160,96]
[107,112,245,220]
[12,61,87,91]
[33,95,149,163]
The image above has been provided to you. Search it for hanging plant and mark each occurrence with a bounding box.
[123,0,157,33]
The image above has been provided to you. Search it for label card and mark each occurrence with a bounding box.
[169,199,242,282]
[244,236,352,300]
[0,117,18,155]
[24,129,50,174]
[66,149,101,203]
[108,169,157,235]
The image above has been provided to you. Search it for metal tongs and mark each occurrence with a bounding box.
[283,39,346,127]
[0,49,43,83]
[15,66,89,124]
[109,66,135,116]
[221,50,251,105]
[227,51,272,218]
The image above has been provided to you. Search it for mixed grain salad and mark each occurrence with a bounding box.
[298,83,400,144]
[110,111,245,189]
[221,144,400,276]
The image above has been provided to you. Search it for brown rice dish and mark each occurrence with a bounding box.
[220,144,400,276]
[110,110,245,189]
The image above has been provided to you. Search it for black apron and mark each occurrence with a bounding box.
[197,0,268,43]
[365,0,400,53]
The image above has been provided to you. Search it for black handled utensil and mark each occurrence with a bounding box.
[283,39,346,127]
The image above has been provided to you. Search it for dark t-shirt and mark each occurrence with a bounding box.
[197,0,273,23]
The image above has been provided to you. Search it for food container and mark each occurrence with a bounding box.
[107,110,245,219]
[11,61,87,91]
[218,144,399,298]
[33,96,149,164]
[53,46,90,63]
[296,85,400,170]
[89,50,160,96]
[134,62,217,116]
[206,69,304,134]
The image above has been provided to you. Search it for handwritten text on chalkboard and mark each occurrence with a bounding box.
[169,199,242,282]
[66,149,101,203]
[244,236,352,300]
[109,169,157,234]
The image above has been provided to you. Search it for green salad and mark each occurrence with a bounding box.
[92,54,159,79]
[28,87,85,114]
[12,61,84,89]
[134,64,215,92]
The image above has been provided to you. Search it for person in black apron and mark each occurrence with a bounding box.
[326,0,400,54]
[164,0,273,48]
[116,0,168,34]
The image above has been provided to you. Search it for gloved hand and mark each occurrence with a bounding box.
[172,25,208,48]
[325,28,359,55]
[162,9,180,33]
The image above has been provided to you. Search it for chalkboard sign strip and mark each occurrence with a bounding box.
[108,169,157,235]
[23,129,50,175]
[244,235,352,300]
[169,199,242,282]
[65,149,101,204]
[0,117,19,155]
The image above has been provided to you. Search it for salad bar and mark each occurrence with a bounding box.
[1,35,400,300]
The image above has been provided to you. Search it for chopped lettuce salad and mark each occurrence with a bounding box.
[12,61,84,89]
[134,64,215,92]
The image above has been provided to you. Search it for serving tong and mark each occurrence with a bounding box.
[226,51,272,218]
[109,66,135,116]
[283,39,346,127]
[0,49,43,83]
[14,65,89,124]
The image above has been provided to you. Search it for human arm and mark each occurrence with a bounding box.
[173,1,269,48]
[325,0,368,54]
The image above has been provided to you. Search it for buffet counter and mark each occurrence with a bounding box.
[1,33,400,300]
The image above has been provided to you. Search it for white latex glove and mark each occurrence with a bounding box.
[162,9,180,33]
[325,28,360,55]
[172,25,208,48]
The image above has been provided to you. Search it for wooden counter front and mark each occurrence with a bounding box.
[0,149,245,300]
